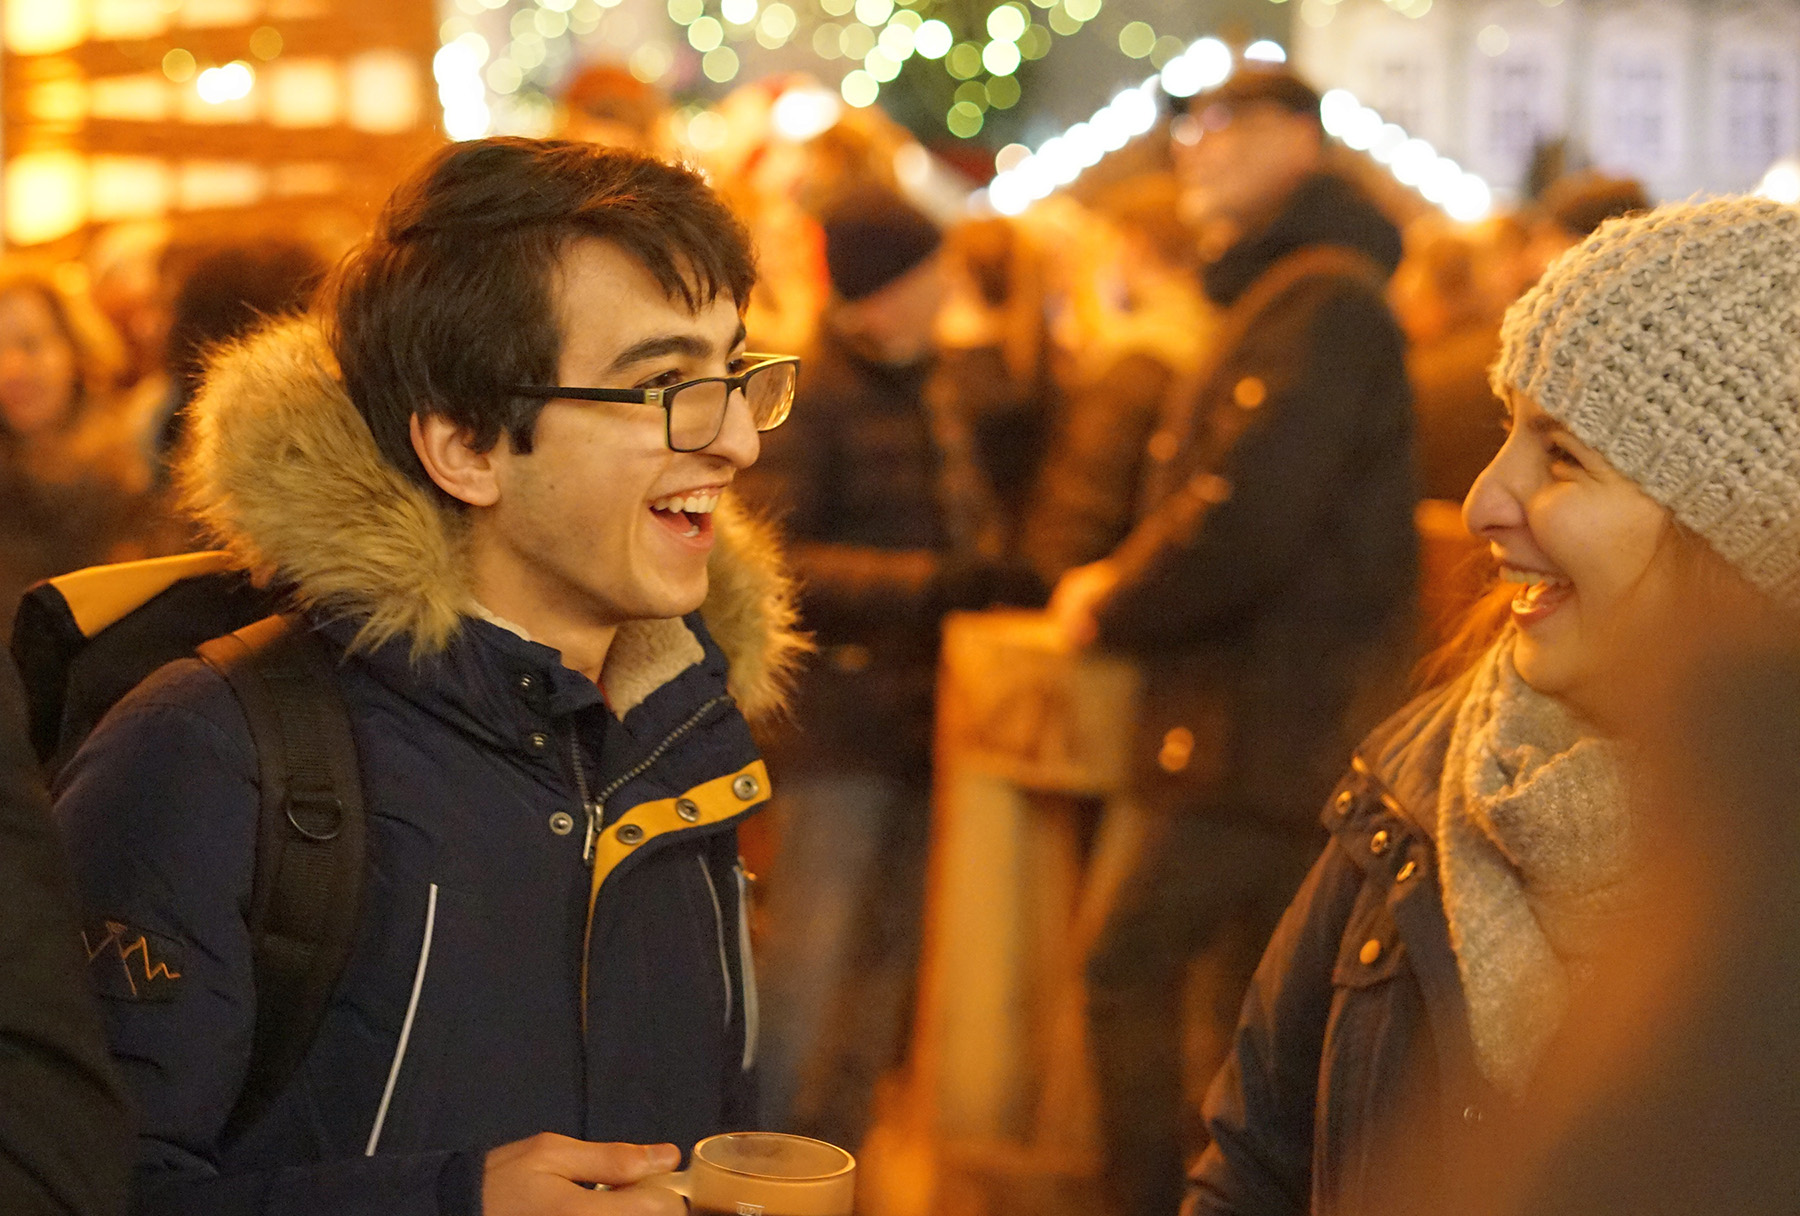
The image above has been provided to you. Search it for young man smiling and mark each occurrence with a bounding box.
[54,139,806,1216]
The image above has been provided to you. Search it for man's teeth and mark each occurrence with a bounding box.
[650,491,720,514]
[1499,565,1569,589]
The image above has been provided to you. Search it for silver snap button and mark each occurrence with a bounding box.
[676,798,701,823]
[617,823,645,846]
[529,731,549,751]
[548,811,575,836]
[732,774,761,801]
[1334,790,1354,814]
[517,674,536,693]
[1463,1104,1483,1124]
[1370,830,1391,856]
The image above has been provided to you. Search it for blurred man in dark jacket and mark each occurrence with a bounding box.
[1051,68,1417,1216]
[738,188,1036,1150]
[0,658,130,1216]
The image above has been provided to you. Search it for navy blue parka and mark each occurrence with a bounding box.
[53,321,806,1216]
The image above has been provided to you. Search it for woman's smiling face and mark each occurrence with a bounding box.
[1463,391,1678,720]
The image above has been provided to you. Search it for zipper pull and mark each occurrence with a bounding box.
[583,800,600,863]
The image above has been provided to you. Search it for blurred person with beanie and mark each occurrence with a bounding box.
[557,63,672,154]
[1048,67,1418,1216]
[736,186,1040,1151]
[1188,195,1800,1216]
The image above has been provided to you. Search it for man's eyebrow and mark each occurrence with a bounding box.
[606,322,749,373]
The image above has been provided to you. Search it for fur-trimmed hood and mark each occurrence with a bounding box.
[177,318,806,723]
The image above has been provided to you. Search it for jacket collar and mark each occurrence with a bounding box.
[1337,671,1477,843]
[1202,172,1404,308]
[177,318,807,724]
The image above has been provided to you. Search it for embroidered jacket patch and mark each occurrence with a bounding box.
[83,918,186,1001]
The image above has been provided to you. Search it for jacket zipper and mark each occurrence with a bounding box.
[365,882,439,1156]
[571,696,734,1034]
[735,860,759,1071]
[573,696,730,864]
[699,858,734,1029]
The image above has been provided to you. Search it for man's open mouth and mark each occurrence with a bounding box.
[649,489,722,539]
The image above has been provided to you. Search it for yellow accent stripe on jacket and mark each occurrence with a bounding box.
[579,759,770,1028]
[49,552,238,639]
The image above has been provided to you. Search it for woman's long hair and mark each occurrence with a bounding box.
[0,263,126,445]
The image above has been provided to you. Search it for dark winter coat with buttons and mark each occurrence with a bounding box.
[1095,173,1418,823]
[1186,673,1502,1216]
[52,321,807,1216]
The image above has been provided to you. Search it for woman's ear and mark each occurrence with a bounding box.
[410,413,501,507]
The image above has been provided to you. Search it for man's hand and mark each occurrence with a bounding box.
[1049,559,1121,650]
[483,1134,686,1216]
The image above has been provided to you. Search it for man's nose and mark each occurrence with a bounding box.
[704,386,761,469]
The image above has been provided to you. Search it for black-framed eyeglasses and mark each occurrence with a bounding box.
[506,353,800,453]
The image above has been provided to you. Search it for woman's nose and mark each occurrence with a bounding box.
[1463,442,1526,538]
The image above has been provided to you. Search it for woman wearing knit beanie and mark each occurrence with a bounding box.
[1184,195,1800,1216]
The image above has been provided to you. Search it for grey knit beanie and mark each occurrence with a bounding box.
[1492,196,1800,610]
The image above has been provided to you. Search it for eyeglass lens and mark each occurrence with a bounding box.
[667,362,797,451]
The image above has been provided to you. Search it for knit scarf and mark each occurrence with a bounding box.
[1437,631,1634,1095]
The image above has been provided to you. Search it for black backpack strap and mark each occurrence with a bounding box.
[197,615,365,1141]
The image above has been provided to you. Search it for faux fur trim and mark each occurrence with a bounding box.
[176,318,807,722]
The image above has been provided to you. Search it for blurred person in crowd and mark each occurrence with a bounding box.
[84,220,171,391]
[699,76,837,355]
[1395,222,1505,501]
[152,239,327,468]
[557,62,672,154]
[0,646,132,1216]
[1188,196,1800,1216]
[1497,172,1649,305]
[1024,175,1214,578]
[1048,67,1417,1216]
[935,215,1060,550]
[737,187,1039,1152]
[55,139,805,1216]
[0,265,157,641]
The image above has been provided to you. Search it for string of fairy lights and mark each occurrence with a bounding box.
[436,1,1495,224]
[435,0,1240,142]
[984,37,1493,221]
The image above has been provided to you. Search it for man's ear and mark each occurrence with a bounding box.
[410,413,502,508]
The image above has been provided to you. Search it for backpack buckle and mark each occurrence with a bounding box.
[287,793,345,841]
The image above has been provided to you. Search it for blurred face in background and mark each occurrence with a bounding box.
[1174,101,1323,234]
[0,287,79,439]
[829,253,946,367]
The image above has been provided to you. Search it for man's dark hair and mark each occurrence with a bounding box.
[327,138,757,490]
